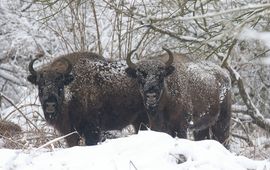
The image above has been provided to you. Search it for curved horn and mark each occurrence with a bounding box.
[29,58,38,76]
[126,49,137,69]
[62,58,72,75]
[162,47,174,67]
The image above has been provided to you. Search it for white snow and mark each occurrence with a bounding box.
[262,57,270,65]
[239,28,270,48]
[239,28,270,65]
[0,131,269,170]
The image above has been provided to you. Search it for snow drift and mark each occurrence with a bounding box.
[0,131,269,170]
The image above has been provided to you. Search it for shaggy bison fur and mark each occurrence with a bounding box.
[27,52,147,146]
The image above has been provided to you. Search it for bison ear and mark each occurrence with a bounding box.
[27,75,37,85]
[165,65,175,77]
[125,68,137,78]
[64,74,74,85]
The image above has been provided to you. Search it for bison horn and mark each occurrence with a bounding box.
[126,49,137,69]
[62,58,72,75]
[162,47,174,67]
[29,58,38,76]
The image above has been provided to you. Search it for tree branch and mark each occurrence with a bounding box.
[223,63,270,132]
[0,69,26,86]
[1,93,41,132]
[146,23,204,43]
[90,0,102,55]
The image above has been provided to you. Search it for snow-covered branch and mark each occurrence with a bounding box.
[145,23,204,43]
[1,93,40,131]
[224,62,270,132]
[161,3,270,21]
[0,69,26,86]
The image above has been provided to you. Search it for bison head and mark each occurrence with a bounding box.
[125,47,175,114]
[27,58,74,121]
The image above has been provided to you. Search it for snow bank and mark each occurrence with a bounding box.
[0,131,269,170]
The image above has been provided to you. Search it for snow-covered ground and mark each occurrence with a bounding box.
[0,130,269,170]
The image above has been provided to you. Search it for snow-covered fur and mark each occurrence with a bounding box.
[27,52,147,146]
[126,50,231,148]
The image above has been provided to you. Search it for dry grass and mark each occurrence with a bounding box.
[0,119,67,149]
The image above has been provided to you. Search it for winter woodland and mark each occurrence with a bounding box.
[0,0,270,169]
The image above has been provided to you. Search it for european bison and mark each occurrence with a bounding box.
[125,48,231,148]
[27,52,147,146]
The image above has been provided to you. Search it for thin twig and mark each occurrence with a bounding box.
[231,132,253,146]
[1,93,41,132]
[91,0,102,55]
[129,161,138,170]
[222,60,270,132]
[0,134,26,148]
[231,118,253,146]
[36,131,78,150]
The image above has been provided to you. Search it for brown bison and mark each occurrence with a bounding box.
[125,48,231,148]
[27,52,147,146]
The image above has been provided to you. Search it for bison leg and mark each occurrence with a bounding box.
[169,124,187,138]
[133,112,149,133]
[83,124,101,146]
[211,91,231,149]
[168,112,188,139]
[176,129,187,139]
[174,129,187,138]
[65,133,81,147]
[193,128,210,140]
